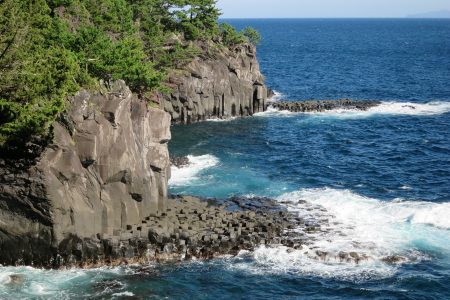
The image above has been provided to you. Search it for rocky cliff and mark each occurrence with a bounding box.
[0,81,171,266]
[161,43,268,123]
[0,43,271,267]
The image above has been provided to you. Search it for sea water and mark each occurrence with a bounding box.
[1,19,450,299]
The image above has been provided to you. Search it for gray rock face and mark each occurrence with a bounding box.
[0,81,171,266]
[161,43,268,123]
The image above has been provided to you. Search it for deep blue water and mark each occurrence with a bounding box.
[2,19,450,299]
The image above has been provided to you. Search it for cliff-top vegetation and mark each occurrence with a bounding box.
[0,0,260,152]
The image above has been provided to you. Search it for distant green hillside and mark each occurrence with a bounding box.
[0,0,260,152]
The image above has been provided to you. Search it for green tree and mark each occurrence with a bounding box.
[219,23,245,46]
[175,0,220,40]
[0,0,259,150]
[241,27,261,45]
[0,0,79,146]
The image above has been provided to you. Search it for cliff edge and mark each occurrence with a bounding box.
[162,43,269,123]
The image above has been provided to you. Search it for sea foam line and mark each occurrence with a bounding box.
[256,101,450,118]
[323,101,450,117]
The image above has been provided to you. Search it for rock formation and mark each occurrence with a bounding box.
[0,42,271,267]
[268,99,381,112]
[161,43,269,123]
[0,81,171,266]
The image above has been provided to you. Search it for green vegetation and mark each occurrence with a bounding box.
[241,27,262,46]
[0,0,260,149]
[219,24,262,46]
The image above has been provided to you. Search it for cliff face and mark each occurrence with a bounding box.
[0,43,270,267]
[0,81,171,266]
[162,43,268,123]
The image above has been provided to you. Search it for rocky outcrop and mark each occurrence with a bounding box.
[0,81,171,267]
[268,99,381,112]
[170,156,190,168]
[161,43,269,123]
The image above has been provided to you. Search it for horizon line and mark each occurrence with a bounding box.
[220,17,450,20]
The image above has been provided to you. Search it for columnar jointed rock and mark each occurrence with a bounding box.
[268,99,381,112]
[161,43,269,123]
[51,195,298,266]
[0,81,172,267]
[71,195,374,265]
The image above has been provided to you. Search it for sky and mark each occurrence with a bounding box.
[216,0,450,18]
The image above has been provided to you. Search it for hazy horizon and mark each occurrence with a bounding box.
[217,0,450,19]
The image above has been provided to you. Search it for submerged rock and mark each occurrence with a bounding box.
[5,275,25,286]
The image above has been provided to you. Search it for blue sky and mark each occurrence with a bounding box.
[216,0,450,18]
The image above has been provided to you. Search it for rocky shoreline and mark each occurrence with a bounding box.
[267,99,381,112]
[0,195,302,268]
[3,194,384,269]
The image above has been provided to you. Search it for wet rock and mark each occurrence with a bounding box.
[6,274,25,286]
[268,99,381,113]
[381,255,407,264]
[93,279,125,293]
[170,156,190,168]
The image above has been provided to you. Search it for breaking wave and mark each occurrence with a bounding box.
[257,101,450,118]
[228,188,450,279]
[169,154,219,186]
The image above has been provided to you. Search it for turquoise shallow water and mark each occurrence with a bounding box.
[2,19,450,299]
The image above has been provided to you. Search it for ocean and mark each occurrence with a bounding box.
[1,19,450,299]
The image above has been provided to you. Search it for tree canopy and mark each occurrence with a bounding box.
[0,0,260,151]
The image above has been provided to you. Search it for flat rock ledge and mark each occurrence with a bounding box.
[268,99,381,112]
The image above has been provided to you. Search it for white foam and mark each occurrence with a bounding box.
[254,106,293,117]
[309,101,450,118]
[0,272,12,285]
[169,154,219,186]
[256,101,450,119]
[228,188,450,279]
[280,188,450,230]
[113,291,135,297]
[228,245,396,281]
[0,266,129,298]
[205,117,237,122]
[369,101,450,116]
[269,90,284,102]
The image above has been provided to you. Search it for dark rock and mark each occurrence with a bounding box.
[381,255,407,264]
[93,279,125,293]
[267,99,381,113]
[170,156,190,168]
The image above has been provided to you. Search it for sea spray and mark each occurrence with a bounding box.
[169,154,219,186]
